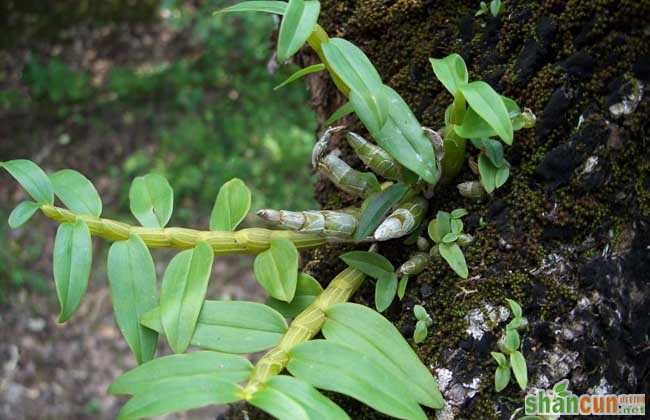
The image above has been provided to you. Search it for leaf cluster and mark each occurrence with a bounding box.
[492,298,529,392]
[427,208,471,278]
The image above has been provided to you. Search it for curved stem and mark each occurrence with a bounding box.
[39,205,326,255]
[242,267,365,397]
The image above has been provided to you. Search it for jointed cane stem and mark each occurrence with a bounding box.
[40,205,326,254]
[243,267,365,397]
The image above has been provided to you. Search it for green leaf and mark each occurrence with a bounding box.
[450,208,468,219]
[459,81,513,144]
[505,328,521,351]
[108,351,252,395]
[365,86,439,184]
[277,0,320,62]
[478,153,497,193]
[510,351,528,390]
[354,183,409,241]
[490,0,502,16]
[339,251,394,279]
[254,238,299,302]
[107,235,159,364]
[288,340,427,420]
[325,101,354,126]
[53,219,92,322]
[429,54,468,97]
[349,88,389,134]
[505,298,522,318]
[495,164,510,189]
[413,320,428,343]
[436,211,451,240]
[413,305,428,321]
[209,178,252,231]
[129,173,174,228]
[374,273,397,312]
[507,316,526,330]
[160,241,214,353]
[553,380,569,397]
[397,275,409,300]
[323,303,444,409]
[491,351,508,367]
[267,272,323,318]
[455,96,520,140]
[141,300,287,354]
[495,365,511,392]
[442,232,459,243]
[8,200,40,228]
[275,63,325,90]
[427,219,441,243]
[481,138,505,167]
[214,1,288,15]
[117,377,242,420]
[50,169,102,216]
[451,219,463,234]
[1,159,53,204]
[438,242,468,278]
[250,376,350,420]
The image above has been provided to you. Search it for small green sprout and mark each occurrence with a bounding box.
[340,250,398,312]
[427,208,472,279]
[413,305,433,344]
[492,298,529,392]
[476,0,503,17]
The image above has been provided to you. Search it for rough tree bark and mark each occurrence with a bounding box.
[228,0,649,419]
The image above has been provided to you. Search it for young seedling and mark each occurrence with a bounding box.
[492,298,529,392]
[413,305,433,344]
[427,208,473,279]
[476,0,503,17]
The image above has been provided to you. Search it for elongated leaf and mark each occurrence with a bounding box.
[339,251,394,279]
[107,235,158,364]
[50,169,102,216]
[510,351,528,390]
[350,88,389,134]
[1,159,53,204]
[8,200,40,228]
[141,300,287,354]
[160,241,214,353]
[129,173,174,228]
[482,138,505,167]
[506,298,522,318]
[491,351,508,367]
[460,81,513,144]
[267,272,323,318]
[438,242,468,278]
[374,273,397,312]
[277,0,320,62]
[495,365,511,392]
[109,351,252,395]
[370,86,439,184]
[209,178,251,231]
[251,376,350,420]
[325,101,353,126]
[397,275,409,300]
[478,153,497,193]
[435,211,451,240]
[323,303,444,409]
[53,219,92,322]
[429,54,468,96]
[275,63,325,90]
[214,1,287,15]
[413,320,428,343]
[354,183,409,241]
[253,238,299,302]
[288,340,427,420]
[117,377,242,420]
[455,96,520,140]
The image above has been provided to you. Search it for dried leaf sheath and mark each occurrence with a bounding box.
[40,205,325,254]
[243,267,365,396]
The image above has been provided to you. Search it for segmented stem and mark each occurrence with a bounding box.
[243,267,365,397]
[39,205,326,254]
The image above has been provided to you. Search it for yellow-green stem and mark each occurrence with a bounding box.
[39,205,326,255]
[242,267,365,397]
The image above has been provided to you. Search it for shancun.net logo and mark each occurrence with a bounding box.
[525,380,645,416]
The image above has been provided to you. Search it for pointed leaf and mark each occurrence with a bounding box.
[429,54,469,96]
[53,220,92,322]
[266,272,323,318]
[107,235,158,364]
[277,0,320,62]
[459,81,513,144]
[214,1,287,15]
[323,303,444,409]
[209,178,252,231]
[495,365,511,392]
[350,88,389,134]
[288,340,427,420]
[491,351,508,367]
[1,159,53,204]
[413,320,428,343]
[160,241,214,353]
[397,275,409,300]
[506,298,522,318]
[253,238,299,302]
[374,273,397,312]
[50,169,102,216]
[450,208,468,219]
[275,63,325,90]
[8,200,40,228]
[325,101,354,125]
[438,242,468,278]
[251,376,350,420]
[108,351,252,395]
[478,153,497,193]
[129,173,174,228]
[141,300,287,354]
[482,138,505,167]
[354,183,409,241]
[339,251,394,279]
[495,165,510,189]
[510,351,528,390]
